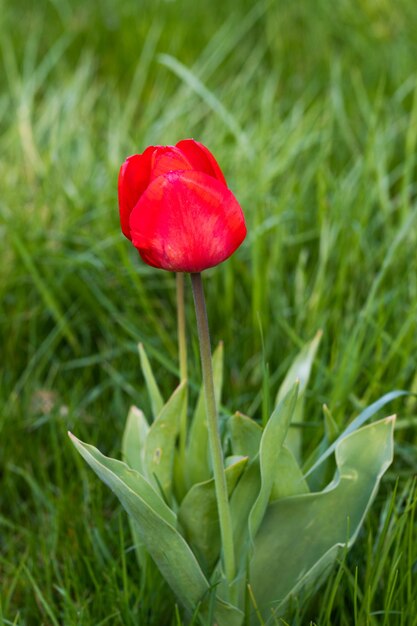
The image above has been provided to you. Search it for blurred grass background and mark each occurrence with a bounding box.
[1,0,417,624]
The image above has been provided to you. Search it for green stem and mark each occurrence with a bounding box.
[176,273,188,462]
[190,272,235,585]
[176,273,188,382]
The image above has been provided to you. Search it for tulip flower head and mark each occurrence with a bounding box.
[118,139,246,272]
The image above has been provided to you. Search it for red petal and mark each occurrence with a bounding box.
[149,146,194,181]
[175,139,227,185]
[118,146,156,239]
[129,171,246,272]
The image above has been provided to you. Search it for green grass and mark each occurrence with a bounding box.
[1,0,417,623]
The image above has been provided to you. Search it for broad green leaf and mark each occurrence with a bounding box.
[138,342,164,419]
[303,389,407,479]
[122,406,149,474]
[178,457,248,576]
[122,406,150,567]
[144,381,187,500]
[69,433,242,625]
[230,412,262,459]
[249,416,395,623]
[276,330,322,460]
[186,342,224,488]
[270,445,309,501]
[210,599,244,626]
[225,455,247,467]
[230,459,261,561]
[70,433,176,526]
[69,435,200,609]
[249,382,298,540]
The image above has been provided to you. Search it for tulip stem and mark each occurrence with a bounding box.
[190,272,235,586]
[176,273,188,463]
[176,273,188,383]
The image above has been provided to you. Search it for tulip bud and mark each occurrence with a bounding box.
[118,139,246,272]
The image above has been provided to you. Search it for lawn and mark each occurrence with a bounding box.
[1,0,417,624]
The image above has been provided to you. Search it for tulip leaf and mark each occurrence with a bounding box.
[225,455,247,468]
[303,389,408,479]
[211,600,244,626]
[230,412,262,459]
[186,342,224,488]
[144,381,187,501]
[249,382,299,541]
[276,330,322,460]
[230,459,261,561]
[122,405,149,474]
[69,435,200,608]
[138,342,164,420]
[249,416,395,623]
[121,406,150,567]
[270,444,309,501]
[178,456,248,576]
[69,433,243,625]
[70,433,176,525]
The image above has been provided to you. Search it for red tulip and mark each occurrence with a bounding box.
[118,139,246,272]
